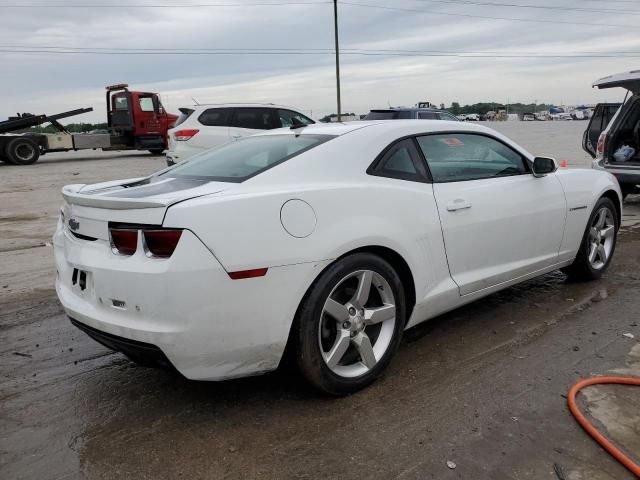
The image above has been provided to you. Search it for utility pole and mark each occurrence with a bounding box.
[333,0,342,122]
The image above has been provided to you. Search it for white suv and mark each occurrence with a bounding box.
[166,103,315,165]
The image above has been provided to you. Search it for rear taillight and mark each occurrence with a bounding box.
[110,229,138,256]
[174,129,199,141]
[143,230,182,258]
[596,132,607,157]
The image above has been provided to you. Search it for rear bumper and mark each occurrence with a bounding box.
[70,317,175,370]
[54,220,323,381]
[593,160,640,186]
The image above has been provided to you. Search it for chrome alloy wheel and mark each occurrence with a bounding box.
[587,206,615,270]
[318,270,396,378]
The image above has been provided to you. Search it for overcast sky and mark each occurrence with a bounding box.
[0,0,638,122]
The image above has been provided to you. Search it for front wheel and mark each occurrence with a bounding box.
[294,253,406,395]
[148,149,165,155]
[562,197,618,281]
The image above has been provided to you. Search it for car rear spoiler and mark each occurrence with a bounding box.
[62,184,169,210]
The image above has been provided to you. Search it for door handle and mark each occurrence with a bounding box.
[446,199,472,211]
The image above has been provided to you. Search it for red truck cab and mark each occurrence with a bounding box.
[107,84,178,154]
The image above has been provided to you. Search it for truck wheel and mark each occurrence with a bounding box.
[5,138,40,165]
[148,149,165,155]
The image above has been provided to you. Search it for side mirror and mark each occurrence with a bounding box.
[532,156,557,177]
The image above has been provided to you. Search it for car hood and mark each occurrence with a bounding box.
[62,175,231,210]
[593,70,640,94]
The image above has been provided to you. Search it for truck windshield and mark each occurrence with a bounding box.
[163,134,335,182]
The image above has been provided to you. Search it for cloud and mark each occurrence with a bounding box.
[0,0,637,121]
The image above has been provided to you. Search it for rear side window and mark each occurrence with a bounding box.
[417,133,527,182]
[174,108,195,127]
[164,134,334,182]
[369,138,427,182]
[364,110,413,120]
[232,108,279,130]
[198,108,233,127]
[277,109,314,127]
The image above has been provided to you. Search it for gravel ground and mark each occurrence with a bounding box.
[1,121,639,480]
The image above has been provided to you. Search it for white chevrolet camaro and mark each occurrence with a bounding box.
[54,120,621,394]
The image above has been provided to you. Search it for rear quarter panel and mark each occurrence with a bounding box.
[163,179,449,319]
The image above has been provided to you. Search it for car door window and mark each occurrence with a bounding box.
[417,133,527,182]
[198,108,233,127]
[277,109,314,127]
[139,97,155,112]
[232,108,278,130]
[369,138,427,181]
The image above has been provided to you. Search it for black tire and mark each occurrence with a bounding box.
[562,197,618,281]
[5,137,40,165]
[294,253,406,395]
[148,149,165,155]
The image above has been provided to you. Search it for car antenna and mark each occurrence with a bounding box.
[191,97,200,106]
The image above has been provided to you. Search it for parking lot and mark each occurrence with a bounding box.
[1,121,639,479]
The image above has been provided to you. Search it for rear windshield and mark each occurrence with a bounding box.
[364,110,413,120]
[163,134,334,182]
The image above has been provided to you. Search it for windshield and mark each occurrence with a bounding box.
[163,134,334,182]
[364,110,413,120]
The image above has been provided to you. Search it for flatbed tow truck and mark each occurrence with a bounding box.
[0,84,177,165]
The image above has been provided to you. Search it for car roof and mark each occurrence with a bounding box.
[181,103,297,110]
[256,119,495,137]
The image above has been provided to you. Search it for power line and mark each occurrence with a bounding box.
[340,1,634,28]
[5,44,640,55]
[1,47,639,58]
[0,1,329,6]
[410,0,640,16]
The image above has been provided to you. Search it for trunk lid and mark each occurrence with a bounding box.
[593,70,640,94]
[62,175,230,241]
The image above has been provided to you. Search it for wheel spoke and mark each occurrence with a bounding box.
[595,209,606,229]
[597,244,607,264]
[353,271,373,307]
[601,225,615,240]
[588,242,598,264]
[352,332,376,369]
[364,304,395,325]
[325,329,351,368]
[324,298,349,323]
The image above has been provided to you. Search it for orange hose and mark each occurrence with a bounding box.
[567,377,640,478]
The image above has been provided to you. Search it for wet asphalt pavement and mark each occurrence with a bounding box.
[1,123,640,479]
